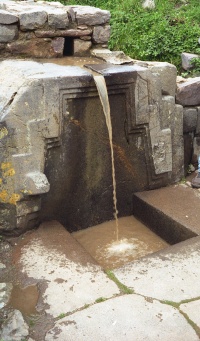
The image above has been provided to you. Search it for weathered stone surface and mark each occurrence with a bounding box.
[176,77,200,106]
[195,107,200,135]
[92,25,110,43]
[183,107,197,133]
[181,52,199,70]
[35,28,92,38]
[114,236,200,302]
[192,136,200,165]
[0,310,29,341]
[184,133,193,174]
[180,300,200,328]
[0,24,18,42]
[19,222,119,317]
[73,6,110,25]
[0,282,12,309]
[74,39,92,55]
[51,36,64,55]
[0,9,18,24]
[48,10,69,29]
[19,10,47,30]
[147,61,177,97]
[0,60,182,232]
[91,49,133,64]
[7,37,63,57]
[45,294,199,341]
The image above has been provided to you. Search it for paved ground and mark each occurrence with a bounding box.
[1,178,200,340]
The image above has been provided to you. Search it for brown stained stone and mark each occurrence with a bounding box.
[73,39,92,56]
[80,36,91,41]
[0,42,5,50]
[7,38,63,58]
[51,37,64,56]
[35,28,92,38]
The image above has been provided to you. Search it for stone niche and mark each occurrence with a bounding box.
[0,0,110,58]
[0,60,183,234]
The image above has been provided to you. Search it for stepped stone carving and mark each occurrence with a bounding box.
[0,60,183,233]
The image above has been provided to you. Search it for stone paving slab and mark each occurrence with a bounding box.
[45,294,199,341]
[180,300,200,328]
[16,221,119,318]
[114,236,200,302]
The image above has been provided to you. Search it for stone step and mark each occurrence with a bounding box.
[132,182,200,244]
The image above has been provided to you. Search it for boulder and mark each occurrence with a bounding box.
[181,52,199,70]
[0,24,18,42]
[142,0,155,9]
[176,77,200,106]
[0,310,29,341]
[183,107,198,133]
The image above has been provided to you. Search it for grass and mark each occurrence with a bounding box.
[47,0,200,72]
[105,270,134,294]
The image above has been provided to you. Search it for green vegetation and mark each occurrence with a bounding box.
[48,0,200,72]
[105,270,134,294]
[95,297,107,303]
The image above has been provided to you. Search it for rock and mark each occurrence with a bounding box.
[74,39,92,56]
[48,10,69,29]
[0,24,18,42]
[19,10,47,30]
[92,25,110,44]
[176,77,200,106]
[183,107,198,133]
[196,107,200,135]
[0,9,18,24]
[72,6,110,25]
[192,137,200,165]
[0,310,29,341]
[91,49,133,64]
[147,61,177,97]
[7,37,64,57]
[0,282,13,309]
[0,262,6,269]
[181,52,199,70]
[142,0,155,9]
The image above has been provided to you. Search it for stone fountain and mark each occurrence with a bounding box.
[0,0,184,234]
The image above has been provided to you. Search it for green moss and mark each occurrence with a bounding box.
[105,270,134,294]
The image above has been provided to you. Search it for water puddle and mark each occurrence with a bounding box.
[72,216,169,269]
[9,284,39,316]
[37,56,104,68]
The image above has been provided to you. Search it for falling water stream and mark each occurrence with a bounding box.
[93,75,119,241]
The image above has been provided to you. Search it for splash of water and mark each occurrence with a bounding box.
[94,75,119,240]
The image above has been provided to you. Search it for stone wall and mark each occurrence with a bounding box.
[0,0,110,58]
[176,77,200,174]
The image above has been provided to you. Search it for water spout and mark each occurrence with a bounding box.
[93,75,119,240]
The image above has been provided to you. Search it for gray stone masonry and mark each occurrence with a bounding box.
[0,0,111,57]
[0,60,183,233]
